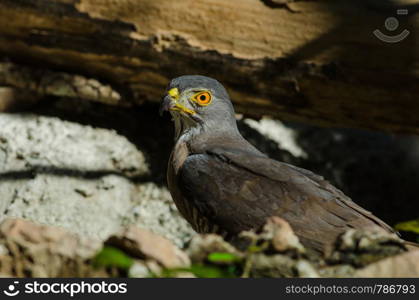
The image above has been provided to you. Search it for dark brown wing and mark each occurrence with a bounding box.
[179,147,396,252]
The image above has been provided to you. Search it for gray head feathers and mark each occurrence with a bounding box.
[168,75,230,100]
[163,75,241,142]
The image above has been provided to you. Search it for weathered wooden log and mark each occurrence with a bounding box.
[0,0,419,133]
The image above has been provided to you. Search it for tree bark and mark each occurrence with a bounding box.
[0,0,419,133]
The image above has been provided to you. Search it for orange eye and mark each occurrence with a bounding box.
[193,91,212,106]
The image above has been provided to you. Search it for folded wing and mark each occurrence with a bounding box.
[179,147,396,252]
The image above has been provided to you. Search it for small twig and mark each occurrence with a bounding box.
[240,232,269,278]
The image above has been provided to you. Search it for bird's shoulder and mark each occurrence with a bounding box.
[188,145,328,189]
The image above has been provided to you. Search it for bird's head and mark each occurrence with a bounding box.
[160,75,238,140]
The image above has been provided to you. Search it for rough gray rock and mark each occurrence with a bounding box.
[0,113,194,247]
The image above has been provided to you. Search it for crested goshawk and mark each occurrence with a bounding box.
[160,75,400,253]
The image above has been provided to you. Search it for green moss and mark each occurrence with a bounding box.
[395,219,419,234]
[92,246,134,270]
[207,252,242,264]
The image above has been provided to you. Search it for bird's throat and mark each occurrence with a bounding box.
[173,116,201,142]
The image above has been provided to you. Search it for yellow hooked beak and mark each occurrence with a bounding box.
[167,88,196,115]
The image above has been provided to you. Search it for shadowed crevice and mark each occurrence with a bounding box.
[0,166,152,184]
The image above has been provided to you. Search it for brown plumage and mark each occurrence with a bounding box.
[161,75,402,254]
